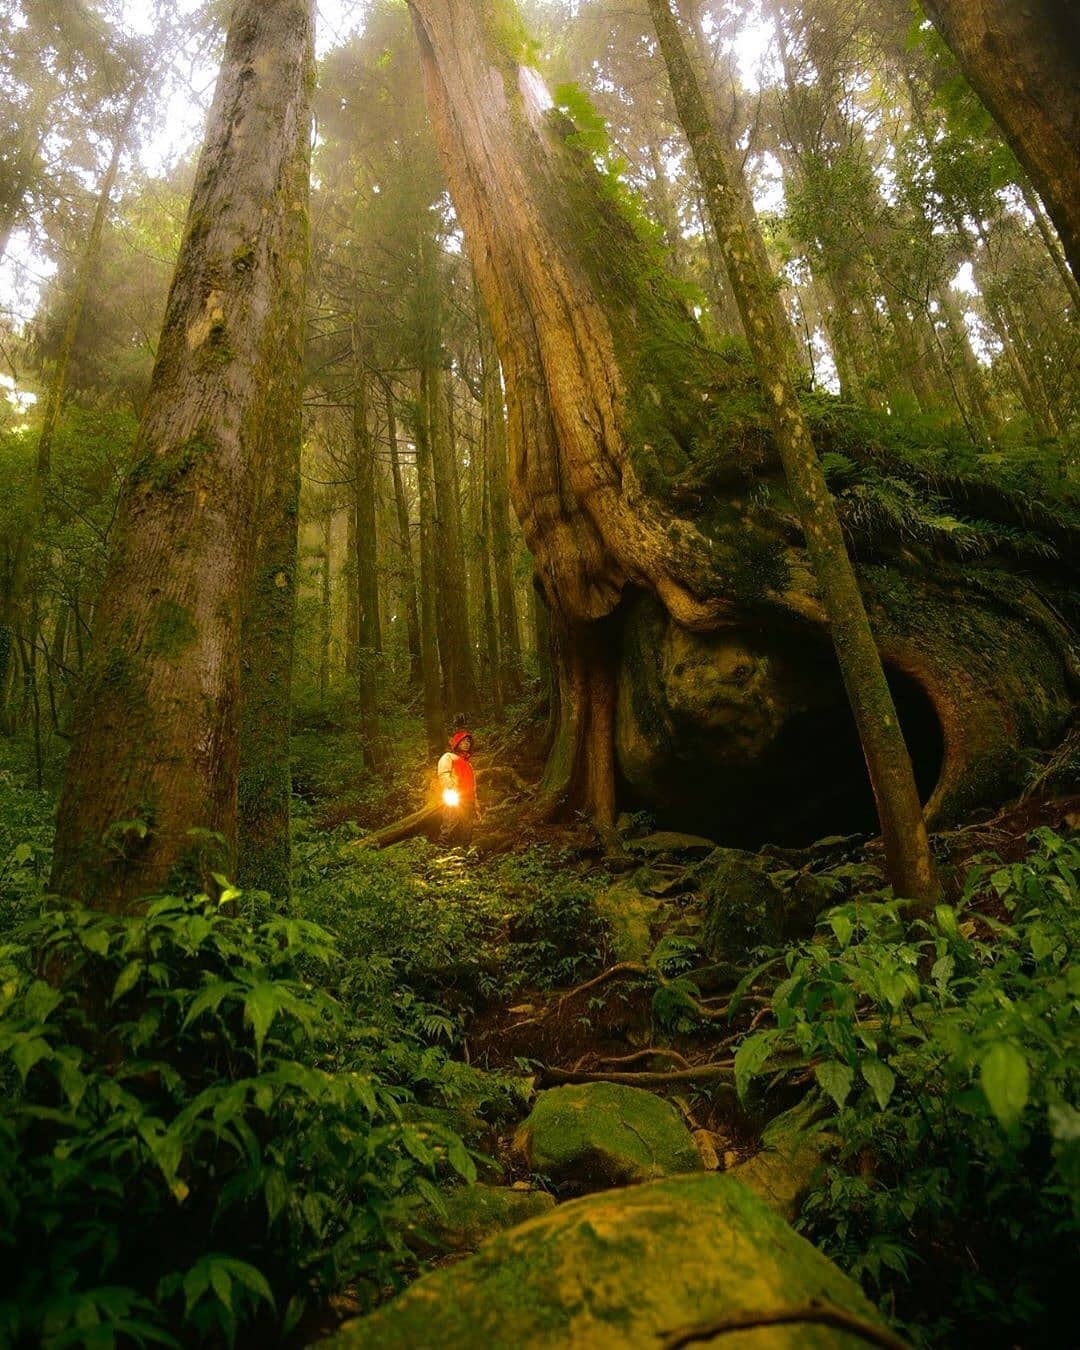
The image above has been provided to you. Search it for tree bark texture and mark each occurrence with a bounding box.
[51,0,316,909]
[920,0,1080,280]
[478,304,523,701]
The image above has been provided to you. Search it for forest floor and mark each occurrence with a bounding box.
[281,699,1079,1346]
[1,711,1077,1348]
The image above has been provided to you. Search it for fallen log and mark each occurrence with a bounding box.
[351,801,441,850]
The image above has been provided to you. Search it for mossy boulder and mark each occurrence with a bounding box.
[729,1099,829,1222]
[514,1083,702,1189]
[699,848,837,960]
[330,1174,899,1348]
[408,1184,556,1253]
[627,830,718,858]
[595,880,660,962]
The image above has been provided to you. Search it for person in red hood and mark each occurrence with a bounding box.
[437,729,481,844]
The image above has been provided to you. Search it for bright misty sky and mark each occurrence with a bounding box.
[0,0,780,335]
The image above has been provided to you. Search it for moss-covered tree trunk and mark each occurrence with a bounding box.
[919,0,1080,280]
[648,0,937,901]
[51,0,315,909]
[381,376,422,686]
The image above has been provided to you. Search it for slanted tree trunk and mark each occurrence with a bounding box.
[51,0,315,910]
[648,0,937,902]
[919,0,1080,281]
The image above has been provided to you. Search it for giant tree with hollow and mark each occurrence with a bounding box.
[403,0,1076,879]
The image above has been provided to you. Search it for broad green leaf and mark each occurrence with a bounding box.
[264,1168,290,1225]
[13,843,33,865]
[815,1060,854,1110]
[861,1057,896,1110]
[11,1035,52,1082]
[209,1262,232,1312]
[829,912,853,949]
[1028,922,1055,963]
[931,954,954,987]
[111,961,143,1004]
[81,927,111,956]
[24,979,62,1022]
[979,1041,1029,1130]
[734,1033,773,1103]
[224,1260,274,1307]
[244,983,281,1059]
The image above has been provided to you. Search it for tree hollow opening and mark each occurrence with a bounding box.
[614,601,944,849]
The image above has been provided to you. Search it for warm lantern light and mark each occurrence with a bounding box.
[442,788,460,808]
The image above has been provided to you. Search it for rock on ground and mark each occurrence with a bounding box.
[407,1183,556,1253]
[513,1082,703,1189]
[330,1174,900,1348]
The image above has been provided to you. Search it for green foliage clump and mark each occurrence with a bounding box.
[733,828,1080,1345]
[293,833,610,1010]
[0,886,476,1347]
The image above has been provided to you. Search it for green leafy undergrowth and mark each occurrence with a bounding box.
[0,887,477,1348]
[0,742,55,932]
[293,832,610,1013]
[733,827,1079,1346]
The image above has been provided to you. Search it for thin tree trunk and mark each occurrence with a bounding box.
[381,376,422,685]
[426,361,478,718]
[351,335,382,767]
[415,371,446,758]
[318,509,332,710]
[51,0,316,909]
[649,0,938,903]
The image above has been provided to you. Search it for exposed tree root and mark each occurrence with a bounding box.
[661,1299,910,1350]
[536,1061,735,1088]
[571,1047,694,1072]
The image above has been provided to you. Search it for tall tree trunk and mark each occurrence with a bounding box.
[426,362,478,718]
[414,372,446,758]
[51,0,315,909]
[919,0,1080,280]
[318,508,332,710]
[478,303,522,702]
[381,376,422,686]
[350,335,382,767]
[648,0,938,902]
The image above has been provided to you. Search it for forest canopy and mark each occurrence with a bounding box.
[0,0,1077,1347]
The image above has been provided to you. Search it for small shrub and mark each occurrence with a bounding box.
[0,887,474,1347]
[733,828,1080,1346]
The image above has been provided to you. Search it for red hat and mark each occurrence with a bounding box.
[450,729,472,750]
